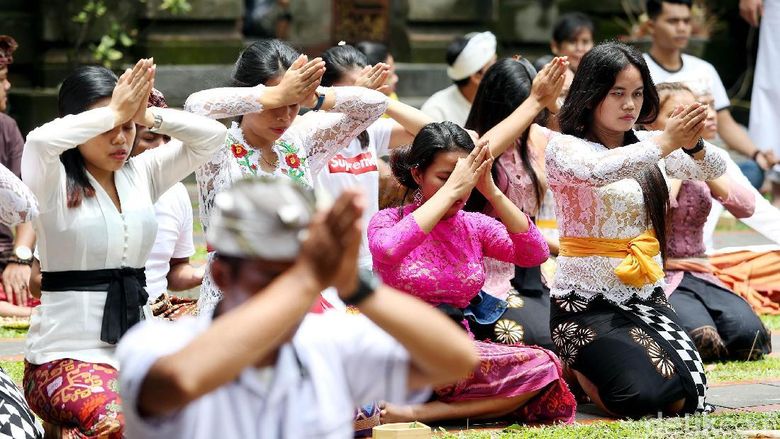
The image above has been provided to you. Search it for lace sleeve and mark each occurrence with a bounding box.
[367,207,426,266]
[290,87,388,177]
[184,85,265,119]
[545,134,662,187]
[0,163,37,226]
[194,142,230,233]
[663,145,727,182]
[470,212,549,268]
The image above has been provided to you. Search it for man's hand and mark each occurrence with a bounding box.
[740,0,764,27]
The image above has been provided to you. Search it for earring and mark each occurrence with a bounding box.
[413,189,423,205]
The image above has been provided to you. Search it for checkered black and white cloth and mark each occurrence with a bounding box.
[621,302,712,413]
[0,368,42,439]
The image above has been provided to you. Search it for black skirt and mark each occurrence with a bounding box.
[669,272,772,362]
[550,288,711,418]
[470,265,554,350]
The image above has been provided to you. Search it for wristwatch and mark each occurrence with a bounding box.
[9,246,33,266]
[342,269,380,306]
[150,112,163,132]
[682,137,705,156]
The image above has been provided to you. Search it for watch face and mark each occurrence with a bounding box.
[14,246,32,260]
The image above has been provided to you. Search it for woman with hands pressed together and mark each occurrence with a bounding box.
[546,42,726,419]
[369,122,575,425]
[185,39,390,315]
[20,58,226,437]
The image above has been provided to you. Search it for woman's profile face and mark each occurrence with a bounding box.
[592,64,645,136]
[78,97,136,174]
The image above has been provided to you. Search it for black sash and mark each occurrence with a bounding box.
[41,267,148,344]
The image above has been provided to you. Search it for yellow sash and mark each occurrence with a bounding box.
[558,230,664,288]
[535,219,558,229]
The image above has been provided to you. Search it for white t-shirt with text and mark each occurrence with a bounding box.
[643,53,730,111]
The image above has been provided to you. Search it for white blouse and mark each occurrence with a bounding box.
[185,85,388,315]
[0,162,37,227]
[545,130,726,304]
[21,106,226,368]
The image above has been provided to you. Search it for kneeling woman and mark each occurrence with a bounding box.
[369,122,575,424]
[645,82,771,362]
[21,61,226,437]
[546,42,726,418]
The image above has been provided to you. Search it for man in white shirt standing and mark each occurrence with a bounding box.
[118,178,477,439]
[642,0,777,188]
[420,31,497,126]
[741,0,780,207]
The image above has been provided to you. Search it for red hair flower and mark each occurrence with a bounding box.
[231,143,248,158]
[285,153,301,169]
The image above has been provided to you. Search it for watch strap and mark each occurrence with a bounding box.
[342,269,379,306]
[682,137,705,156]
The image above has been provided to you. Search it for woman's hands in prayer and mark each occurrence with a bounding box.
[658,103,707,154]
[273,54,325,109]
[442,140,492,201]
[110,58,155,126]
[355,63,391,94]
[531,56,569,114]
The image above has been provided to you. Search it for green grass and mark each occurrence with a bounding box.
[0,360,24,385]
[761,314,780,331]
[436,412,780,438]
[193,244,208,264]
[705,356,780,383]
[0,326,27,339]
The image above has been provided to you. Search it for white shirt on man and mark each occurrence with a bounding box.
[420,84,472,126]
[144,182,196,301]
[315,119,393,269]
[643,53,731,111]
[118,312,429,439]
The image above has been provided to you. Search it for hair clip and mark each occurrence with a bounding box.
[338,40,347,46]
[512,54,523,61]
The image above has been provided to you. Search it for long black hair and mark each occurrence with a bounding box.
[558,41,669,259]
[58,66,118,208]
[232,38,299,87]
[355,41,389,66]
[390,122,475,213]
[464,57,546,214]
[552,12,595,44]
[321,44,370,148]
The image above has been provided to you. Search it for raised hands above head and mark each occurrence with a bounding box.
[109,58,155,126]
[272,54,325,108]
[531,56,569,113]
[442,140,492,201]
[355,62,391,94]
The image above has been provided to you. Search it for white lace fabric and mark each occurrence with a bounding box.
[0,163,37,226]
[185,85,388,315]
[545,130,726,304]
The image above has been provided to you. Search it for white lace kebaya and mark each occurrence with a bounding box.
[545,130,726,305]
[0,162,37,226]
[184,85,388,315]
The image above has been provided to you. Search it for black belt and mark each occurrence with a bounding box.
[41,267,148,345]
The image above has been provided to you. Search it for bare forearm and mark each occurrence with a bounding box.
[166,262,203,292]
[411,189,457,233]
[139,264,322,416]
[357,286,478,388]
[486,191,529,234]
[13,222,35,248]
[705,175,731,200]
[385,100,434,141]
[483,97,543,157]
[718,111,759,157]
[545,236,559,256]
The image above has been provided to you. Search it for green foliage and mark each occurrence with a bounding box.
[69,0,192,68]
[760,314,780,331]
[0,360,24,386]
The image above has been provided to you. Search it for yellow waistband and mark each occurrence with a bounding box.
[559,230,664,288]
[535,219,558,229]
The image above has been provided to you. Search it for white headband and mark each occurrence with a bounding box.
[446,31,497,81]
